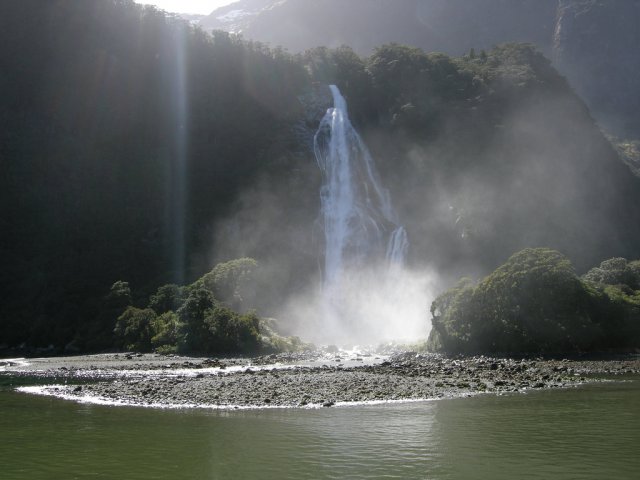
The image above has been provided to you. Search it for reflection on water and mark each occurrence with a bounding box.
[211,404,440,479]
[1,379,638,479]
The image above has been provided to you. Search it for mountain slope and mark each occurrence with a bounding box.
[201,0,558,56]
[554,0,640,136]
[2,0,640,352]
[200,0,640,138]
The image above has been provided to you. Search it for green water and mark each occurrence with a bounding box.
[1,378,639,479]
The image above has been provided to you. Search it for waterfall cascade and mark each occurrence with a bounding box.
[314,85,408,288]
[283,84,430,344]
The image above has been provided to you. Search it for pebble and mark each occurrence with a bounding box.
[7,352,639,409]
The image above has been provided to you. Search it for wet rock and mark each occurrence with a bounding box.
[9,352,640,409]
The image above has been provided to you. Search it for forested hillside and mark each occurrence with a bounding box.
[0,0,309,350]
[2,0,639,353]
[301,43,640,278]
[201,0,640,137]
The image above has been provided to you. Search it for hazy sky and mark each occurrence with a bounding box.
[134,0,238,15]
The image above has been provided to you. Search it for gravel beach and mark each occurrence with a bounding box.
[3,351,639,409]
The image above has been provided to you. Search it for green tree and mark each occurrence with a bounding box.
[583,257,640,289]
[150,311,183,353]
[199,258,258,311]
[114,306,157,352]
[83,280,133,351]
[430,277,477,352]
[107,281,132,309]
[204,307,261,354]
[581,256,640,348]
[148,284,185,314]
[177,286,215,352]
[429,248,604,354]
[366,44,474,133]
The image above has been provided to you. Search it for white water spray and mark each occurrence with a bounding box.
[281,86,434,344]
[308,85,429,343]
[314,85,408,286]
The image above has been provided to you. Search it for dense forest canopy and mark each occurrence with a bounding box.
[2,0,640,353]
[202,0,640,137]
[0,0,308,350]
[428,248,640,354]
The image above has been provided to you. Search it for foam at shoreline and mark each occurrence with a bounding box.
[17,385,450,411]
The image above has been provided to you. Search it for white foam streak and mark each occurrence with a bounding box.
[17,385,460,411]
[0,358,30,371]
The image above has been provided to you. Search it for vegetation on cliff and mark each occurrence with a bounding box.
[2,0,640,353]
[0,0,309,351]
[111,258,306,355]
[428,248,640,354]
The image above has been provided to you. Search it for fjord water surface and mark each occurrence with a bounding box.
[1,378,639,479]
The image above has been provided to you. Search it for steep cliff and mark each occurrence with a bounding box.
[200,0,558,56]
[201,0,640,139]
[553,0,640,136]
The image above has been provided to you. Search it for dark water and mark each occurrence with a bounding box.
[1,378,639,479]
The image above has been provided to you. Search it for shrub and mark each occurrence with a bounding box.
[583,257,640,290]
[114,307,157,352]
[148,284,185,314]
[204,307,261,354]
[177,286,216,352]
[198,258,258,311]
[150,311,183,352]
[109,257,301,355]
[429,248,604,354]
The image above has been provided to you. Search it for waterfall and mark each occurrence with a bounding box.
[280,84,431,345]
[314,85,408,289]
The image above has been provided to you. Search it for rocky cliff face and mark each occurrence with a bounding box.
[553,0,640,136]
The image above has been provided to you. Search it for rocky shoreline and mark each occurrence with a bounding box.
[3,352,640,409]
